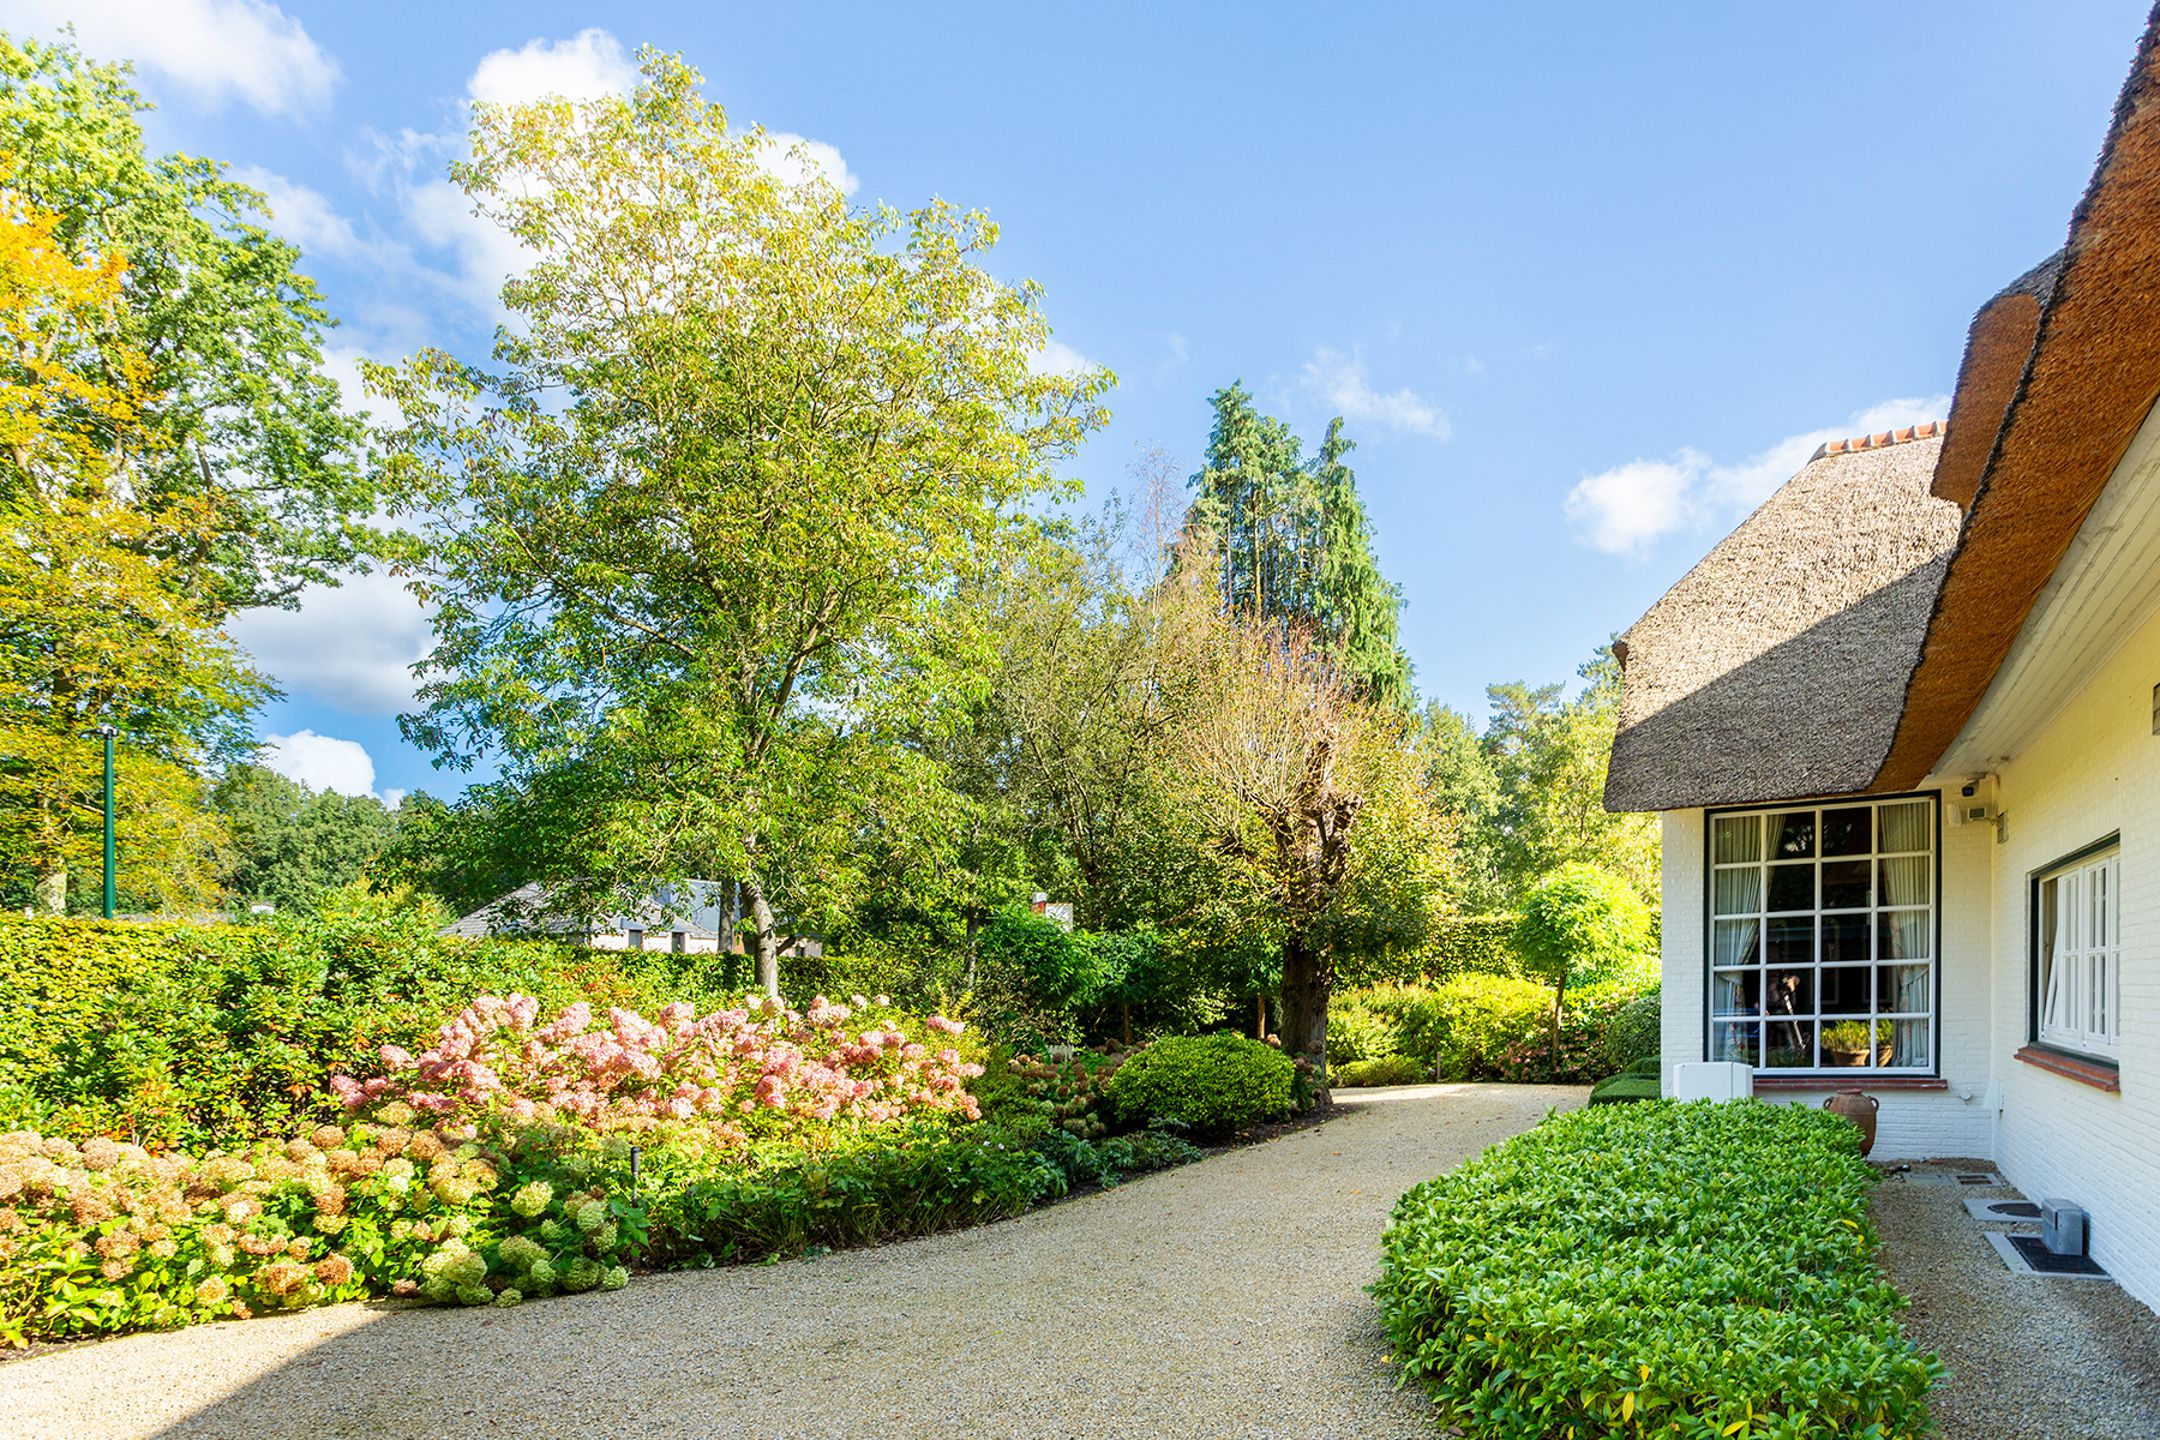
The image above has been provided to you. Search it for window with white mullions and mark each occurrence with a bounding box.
[1705,797,1936,1074]
[2036,846,2120,1062]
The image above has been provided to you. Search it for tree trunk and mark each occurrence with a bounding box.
[32,863,66,916]
[1549,972,1568,1075]
[1277,930,1331,1071]
[1256,992,1267,1041]
[742,876,780,999]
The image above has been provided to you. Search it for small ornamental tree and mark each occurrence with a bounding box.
[1512,863,1656,1064]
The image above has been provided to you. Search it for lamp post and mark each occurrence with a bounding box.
[96,724,116,920]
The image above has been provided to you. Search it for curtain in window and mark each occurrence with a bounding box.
[1879,800,1929,853]
[1878,855,1928,907]
[1713,918,1760,967]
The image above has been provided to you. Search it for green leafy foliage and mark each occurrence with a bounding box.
[375,51,1108,983]
[1331,1055,1430,1087]
[1418,649,1661,911]
[1374,1102,1943,1439]
[1425,975,1556,1080]
[1602,989,1663,1073]
[1329,975,1658,1084]
[0,894,742,1148]
[1106,1034,1293,1136]
[211,765,399,917]
[972,909,1128,1048]
[1334,913,1519,989]
[1513,863,1657,990]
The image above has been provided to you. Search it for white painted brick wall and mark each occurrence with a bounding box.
[1986,598,2160,1315]
[1659,809,1704,1098]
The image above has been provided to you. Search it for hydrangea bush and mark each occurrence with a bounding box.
[0,992,1209,1347]
[329,993,982,1146]
[0,1112,637,1345]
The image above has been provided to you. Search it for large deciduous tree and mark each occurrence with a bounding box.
[0,179,263,912]
[0,33,381,912]
[212,764,399,916]
[0,34,374,617]
[1483,647,1658,902]
[378,52,1109,994]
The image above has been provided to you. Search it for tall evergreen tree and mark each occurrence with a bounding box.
[1184,384,1412,706]
[1310,418,1412,709]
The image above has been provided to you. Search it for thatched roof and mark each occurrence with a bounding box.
[1877,4,2160,789]
[1605,431,1959,812]
[1609,4,2160,811]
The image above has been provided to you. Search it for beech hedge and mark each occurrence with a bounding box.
[1374,1101,1941,1439]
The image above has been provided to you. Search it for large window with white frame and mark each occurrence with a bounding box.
[1706,796,1936,1073]
[2034,842,2120,1063]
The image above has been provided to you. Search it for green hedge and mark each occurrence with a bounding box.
[0,897,749,1149]
[1107,1034,1293,1137]
[1329,975,1659,1085]
[1375,1102,1941,1438]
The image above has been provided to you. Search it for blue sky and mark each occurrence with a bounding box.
[8,1,2152,803]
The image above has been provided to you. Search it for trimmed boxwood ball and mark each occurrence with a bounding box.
[1106,1033,1293,1136]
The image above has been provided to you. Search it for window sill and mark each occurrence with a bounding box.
[1750,1075,1948,1092]
[2014,1045,2120,1093]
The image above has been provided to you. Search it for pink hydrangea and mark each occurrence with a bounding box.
[342,993,984,1140]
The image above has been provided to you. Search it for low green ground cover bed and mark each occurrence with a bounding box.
[1375,1101,1941,1439]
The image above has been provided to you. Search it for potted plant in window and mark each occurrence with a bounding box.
[1820,1019,1890,1067]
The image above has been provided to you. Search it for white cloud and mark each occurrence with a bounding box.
[229,567,432,715]
[318,345,402,428]
[258,730,379,798]
[8,0,339,118]
[229,165,362,256]
[1563,450,1711,560]
[754,132,860,196]
[466,28,637,107]
[1299,345,1450,439]
[1029,337,1099,378]
[1565,394,1953,558]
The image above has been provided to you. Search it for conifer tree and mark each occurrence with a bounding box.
[1184,385,1412,707]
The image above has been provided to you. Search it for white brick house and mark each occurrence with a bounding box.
[1607,20,2160,1313]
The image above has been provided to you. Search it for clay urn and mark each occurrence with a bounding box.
[1822,1090,1880,1156]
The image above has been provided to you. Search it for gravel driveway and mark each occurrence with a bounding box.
[1,1083,1578,1440]
[1870,1161,2160,1440]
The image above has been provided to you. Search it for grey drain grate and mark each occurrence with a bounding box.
[1985,1230,2111,1280]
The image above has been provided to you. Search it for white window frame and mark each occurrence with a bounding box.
[1704,795,1939,1076]
[2035,843,2121,1062]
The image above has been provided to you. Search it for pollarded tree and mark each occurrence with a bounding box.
[377,52,1109,994]
[1178,615,1437,1064]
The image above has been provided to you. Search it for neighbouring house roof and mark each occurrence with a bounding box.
[1605,430,1961,812]
[440,879,732,940]
[1609,5,2160,812]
